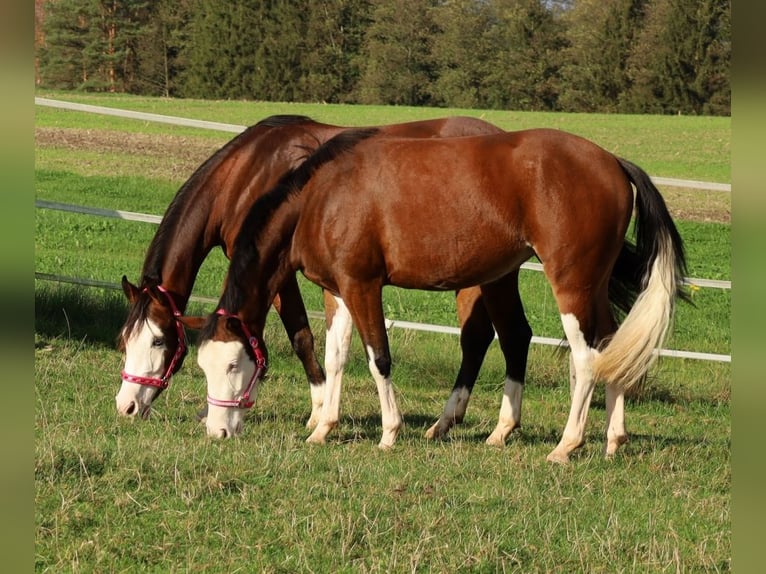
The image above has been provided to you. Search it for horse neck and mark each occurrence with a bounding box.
[141,191,218,309]
[232,197,303,331]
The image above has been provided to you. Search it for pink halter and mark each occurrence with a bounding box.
[120,285,187,390]
[206,309,268,409]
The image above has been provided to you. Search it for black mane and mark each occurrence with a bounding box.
[138,115,319,287]
[254,114,316,128]
[219,127,380,315]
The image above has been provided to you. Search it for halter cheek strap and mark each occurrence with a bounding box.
[206,309,268,410]
[120,285,187,390]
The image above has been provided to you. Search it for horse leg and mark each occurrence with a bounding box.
[605,383,628,456]
[472,273,533,446]
[547,288,615,464]
[306,294,353,443]
[425,287,494,440]
[590,298,628,456]
[273,275,326,428]
[342,285,402,449]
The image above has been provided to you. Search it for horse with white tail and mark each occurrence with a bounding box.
[184,127,688,463]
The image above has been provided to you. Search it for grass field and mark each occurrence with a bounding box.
[35,92,730,572]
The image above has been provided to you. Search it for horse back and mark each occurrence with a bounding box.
[291,129,634,291]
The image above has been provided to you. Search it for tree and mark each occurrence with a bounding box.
[39,0,103,89]
[429,0,496,109]
[179,0,268,99]
[483,0,567,111]
[623,0,730,115]
[38,0,149,92]
[297,0,371,103]
[558,0,647,113]
[355,0,439,106]
[132,0,191,96]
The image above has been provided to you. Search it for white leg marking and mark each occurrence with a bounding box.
[365,344,402,449]
[547,313,598,464]
[605,384,628,456]
[425,387,471,440]
[569,352,577,398]
[306,383,325,430]
[307,296,353,443]
[486,378,524,446]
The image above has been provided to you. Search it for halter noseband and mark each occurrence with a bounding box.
[206,309,268,410]
[120,285,187,390]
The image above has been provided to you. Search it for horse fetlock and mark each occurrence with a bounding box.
[547,435,584,463]
[424,420,451,440]
[605,433,629,457]
[546,448,571,464]
[306,420,337,444]
[486,418,519,447]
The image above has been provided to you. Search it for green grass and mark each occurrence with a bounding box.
[36,89,730,183]
[35,285,729,573]
[35,94,730,572]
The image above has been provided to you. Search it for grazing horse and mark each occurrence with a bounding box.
[191,127,686,463]
[117,114,534,440]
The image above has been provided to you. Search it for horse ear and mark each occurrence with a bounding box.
[178,315,207,330]
[121,276,140,302]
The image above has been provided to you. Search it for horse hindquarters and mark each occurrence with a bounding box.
[545,159,686,463]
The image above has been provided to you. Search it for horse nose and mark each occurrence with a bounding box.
[208,427,229,439]
[118,400,138,417]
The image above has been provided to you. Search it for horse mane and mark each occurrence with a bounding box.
[118,289,152,347]
[254,114,316,128]
[138,115,320,287]
[218,127,380,315]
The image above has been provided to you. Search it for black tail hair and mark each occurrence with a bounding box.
[615,157,690,305]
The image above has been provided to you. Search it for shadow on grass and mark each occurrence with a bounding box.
[36,282,129,348]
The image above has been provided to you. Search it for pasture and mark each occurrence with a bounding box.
[35,92,730,572]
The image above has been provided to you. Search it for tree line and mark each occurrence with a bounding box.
[35,0,730,116]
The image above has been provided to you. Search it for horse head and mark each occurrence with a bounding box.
[116,276,188,418]
[192,309,268,439]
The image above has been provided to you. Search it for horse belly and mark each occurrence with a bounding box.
[384,231,531,290]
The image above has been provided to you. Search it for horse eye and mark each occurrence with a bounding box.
[151,337,165,348]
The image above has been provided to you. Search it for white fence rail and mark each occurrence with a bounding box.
[34,98,731,363]
[36,97,731,193]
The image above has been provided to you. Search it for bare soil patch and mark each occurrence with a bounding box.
[36,127,730,223]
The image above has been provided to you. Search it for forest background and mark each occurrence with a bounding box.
[34,0,730,116]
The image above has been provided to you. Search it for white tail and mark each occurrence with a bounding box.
[593,234,677,389]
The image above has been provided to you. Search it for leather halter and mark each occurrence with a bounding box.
[206,309,268,409]
[120,285,187,390]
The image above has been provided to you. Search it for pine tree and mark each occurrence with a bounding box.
[559,0,647,113]
[355,0,439,106]
[429,0,496,109]
[623,0,730,115]
[483,0,566,111]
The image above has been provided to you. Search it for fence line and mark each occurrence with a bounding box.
[34,272,731,364]
[35,97,731,363]
[35,199,731,291]
[35,97,731,193]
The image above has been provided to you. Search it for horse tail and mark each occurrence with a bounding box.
[593,157,688,389]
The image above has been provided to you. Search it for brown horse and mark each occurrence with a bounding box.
[191,127,686,463]
[116,114,534,441]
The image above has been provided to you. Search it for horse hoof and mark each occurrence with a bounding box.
[424,423,445,440]
[546,450,570,464]
[305,433,326,445]
[485,432,506,447]
[605,434,629,456]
